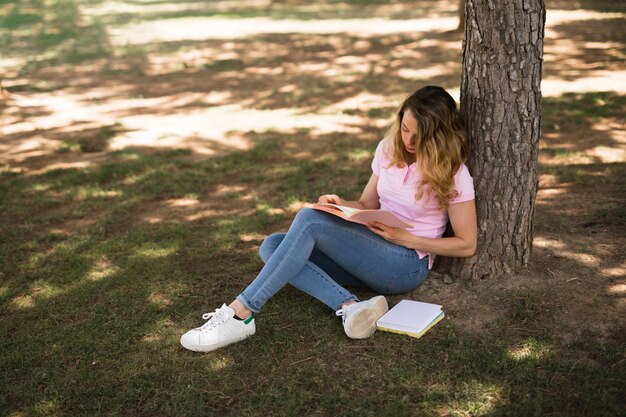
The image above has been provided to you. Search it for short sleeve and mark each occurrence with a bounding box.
[371,140,385,176]
[449,164,475,204]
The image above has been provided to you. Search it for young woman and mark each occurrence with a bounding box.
[181,85,477,352]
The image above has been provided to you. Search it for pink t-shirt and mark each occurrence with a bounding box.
[371,139,475,269]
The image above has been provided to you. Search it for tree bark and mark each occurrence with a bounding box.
[450,0,546,280]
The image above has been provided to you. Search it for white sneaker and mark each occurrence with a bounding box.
[335,296,388,339]
[180,304,256,352]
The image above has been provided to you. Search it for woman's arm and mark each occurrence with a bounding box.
[368,199,477,258]
[317,173,381,210]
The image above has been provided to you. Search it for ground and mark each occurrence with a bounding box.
[1,0,624,416]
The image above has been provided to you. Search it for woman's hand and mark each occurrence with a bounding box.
[317,194,346,205]
[367,221,417,249]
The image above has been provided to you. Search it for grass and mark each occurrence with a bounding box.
[0,0,113,71]
[542,91,626,122]
[1,1,625,415]
[540,162,626,188]
[593,206,626,225]
[70,0,453,26]
[1,136,625,416]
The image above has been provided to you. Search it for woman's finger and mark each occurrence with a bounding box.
[367,225,381,235]
[369,221,386,231]
[318,194,340,204]
[329,194,341,204]
[367,225,387,239]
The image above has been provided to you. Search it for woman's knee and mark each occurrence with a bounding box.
[259,233,285,262]
[295,207,315,221]
[293,207,330,229]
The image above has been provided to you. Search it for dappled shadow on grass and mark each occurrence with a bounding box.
[93,0,458,26]
[538,91,626,250]
[544,17,626,83]
[54,30,463,113]
[1,23,463,175]
[0,131,374,297]
[531,86,625,348]
[2,220,625,417]
[1,1,625,414]
[1,0,623,191]
[1,254,623,416]
[1,0,115,73]
[547,0,626,14]
[0,0,461,81]
[1,124,625,414]
[0,133,367,413]
[541,91,625,154]
[534,160,625,270]
[0,121,130,171]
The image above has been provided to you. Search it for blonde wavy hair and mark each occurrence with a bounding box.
[383,86,469,210]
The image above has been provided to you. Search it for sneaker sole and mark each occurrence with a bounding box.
[345,296,388,339]
[180,328,255,352]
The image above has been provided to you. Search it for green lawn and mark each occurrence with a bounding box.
[1,136,624,416]
[1,0,625,416]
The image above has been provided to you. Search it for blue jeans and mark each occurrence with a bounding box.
[237,208,429,313]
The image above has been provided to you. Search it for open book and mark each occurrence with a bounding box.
[376,300,444,338]
[312,203,411,228]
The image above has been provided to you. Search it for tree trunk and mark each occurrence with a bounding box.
[450,0,546,280]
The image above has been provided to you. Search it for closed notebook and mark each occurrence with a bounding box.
[376,299,444,338]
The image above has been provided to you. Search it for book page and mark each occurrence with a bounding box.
[321,204,361,217]
[312,204,411,228]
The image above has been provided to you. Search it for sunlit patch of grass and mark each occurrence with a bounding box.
[213,209,284,246]
[347,148,373,161]
[149,282,187,309]
[141,317,184,345]
[445,381,502,416]
[24,237,87,271]
[33,399,59,415]
[27,279,63,298]
[0,164,21,177]
[56,140,82,154]
[507,338,555,361]
[10,279,65,309]
[11,294,35,309]
[208,355,234,371]
[255,202,286,216]
[87,256,120,281]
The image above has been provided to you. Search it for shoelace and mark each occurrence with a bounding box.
[199,308,229,332]
[335,307,348,322]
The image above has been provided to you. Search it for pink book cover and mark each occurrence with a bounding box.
[312,204,411,228]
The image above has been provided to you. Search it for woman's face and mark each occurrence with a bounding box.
[400,110,418,153]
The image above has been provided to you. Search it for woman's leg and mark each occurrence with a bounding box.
[259,233,367,288]
[181,208,429,352]
[236,208,428,314]
[237,211,359,313]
